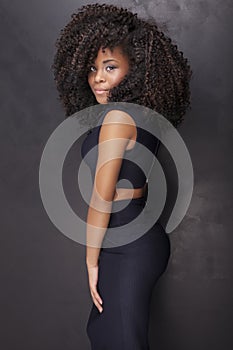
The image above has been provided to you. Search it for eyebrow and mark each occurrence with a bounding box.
[102,59,118,63]
[91,59,119,64]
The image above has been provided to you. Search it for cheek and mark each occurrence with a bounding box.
[115,73,126,85]
[111,73,124,85]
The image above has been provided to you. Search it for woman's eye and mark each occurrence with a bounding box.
[106,66,116,71]
[89,65,116,72]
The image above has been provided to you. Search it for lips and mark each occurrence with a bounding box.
[94,87,108,91]
[94,89,109,94]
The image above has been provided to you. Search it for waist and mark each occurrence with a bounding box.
[113,182,147,202]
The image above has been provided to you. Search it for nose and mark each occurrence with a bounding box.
[94,69,106,83]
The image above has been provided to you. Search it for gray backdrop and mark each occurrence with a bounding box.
[0,0,232,349]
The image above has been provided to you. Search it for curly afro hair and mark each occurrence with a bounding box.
[52,3,192,128]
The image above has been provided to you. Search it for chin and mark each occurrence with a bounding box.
[96,98,108,104]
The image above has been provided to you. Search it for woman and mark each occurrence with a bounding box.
[52,3,192,349]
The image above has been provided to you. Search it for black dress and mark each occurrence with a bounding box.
[81,103,170,350]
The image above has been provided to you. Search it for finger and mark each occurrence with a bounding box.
[92,296,103,313]
[91,292,103,313]
[95,292,103,305]
[92,290,103,308]
[91,286,103,305]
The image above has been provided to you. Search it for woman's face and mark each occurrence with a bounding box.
[87,46,129,104]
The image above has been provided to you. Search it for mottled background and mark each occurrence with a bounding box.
[0,1,232,349]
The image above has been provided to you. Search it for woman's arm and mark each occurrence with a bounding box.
[85,109,135,267]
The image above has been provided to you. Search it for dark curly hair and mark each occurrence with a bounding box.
[52,3,192,128]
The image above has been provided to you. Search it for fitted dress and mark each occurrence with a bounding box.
[81,102,170,350]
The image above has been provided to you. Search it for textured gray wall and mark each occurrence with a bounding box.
[0,1,232,349]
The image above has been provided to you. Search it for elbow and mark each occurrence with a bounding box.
[90,188,115,213]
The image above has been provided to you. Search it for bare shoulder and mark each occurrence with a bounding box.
[102,109,136,128]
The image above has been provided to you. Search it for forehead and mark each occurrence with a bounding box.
[94,46,127,61]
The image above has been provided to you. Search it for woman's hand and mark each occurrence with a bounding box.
[87,264,103,313]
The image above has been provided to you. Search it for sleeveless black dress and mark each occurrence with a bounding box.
[81,103,170,350]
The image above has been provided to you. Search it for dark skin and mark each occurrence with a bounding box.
[53,1,192,316]
[88,46,130,104]
[86,46,146,314]
[53,3,192,126]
